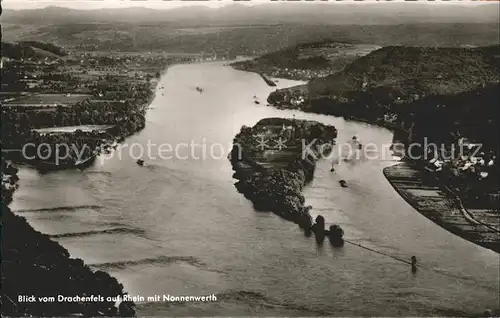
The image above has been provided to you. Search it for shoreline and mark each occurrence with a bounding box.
[383,162,500,254]
[1,55,180,316]
[230,61,322,82]
[230,64,407,134]
[229,117,344,245]
[2,51,195,172]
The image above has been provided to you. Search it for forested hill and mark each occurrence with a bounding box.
[308,45,500,100]
[268,44,500,109]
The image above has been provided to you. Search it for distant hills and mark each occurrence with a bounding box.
[2,3,499,55]
[2,22,499,56]
[2,3,499,25]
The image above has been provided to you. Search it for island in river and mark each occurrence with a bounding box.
[229,117,340,240]
[232,43,500,254]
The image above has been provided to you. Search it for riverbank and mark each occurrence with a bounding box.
[229,42,380,82]
[1,159,136,316]
[2,49,193,171]
[229,117,340,236]
[231,62,311,81]
[384,162,500,254]
[0,46,181,315]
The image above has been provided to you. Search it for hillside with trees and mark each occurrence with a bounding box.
[267,45,500,121]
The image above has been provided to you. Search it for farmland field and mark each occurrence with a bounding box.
[5,93,92,107]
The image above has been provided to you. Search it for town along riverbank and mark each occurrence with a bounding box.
[1,159,136,316]
[229,117,338,233]
[384,162,500,254]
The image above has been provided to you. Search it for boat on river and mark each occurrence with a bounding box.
[136,159,145,166]
[196,87,203,93]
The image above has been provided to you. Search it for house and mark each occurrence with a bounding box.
[384,113,398,123]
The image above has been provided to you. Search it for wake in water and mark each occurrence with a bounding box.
[141,163,187,182]
[89,255,206,271]
[13,205,103,213]
[49,227,146,239]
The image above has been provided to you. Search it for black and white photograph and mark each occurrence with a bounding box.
[1,0,499,316]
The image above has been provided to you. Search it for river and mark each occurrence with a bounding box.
[11,61,499,316]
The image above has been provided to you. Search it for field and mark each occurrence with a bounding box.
[4,93,92,107]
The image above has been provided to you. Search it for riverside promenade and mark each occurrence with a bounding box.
[383,162,500,254]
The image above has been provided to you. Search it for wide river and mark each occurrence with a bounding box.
[12,61,499,316]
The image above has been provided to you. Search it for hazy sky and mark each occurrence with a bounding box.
[3,0,492,10]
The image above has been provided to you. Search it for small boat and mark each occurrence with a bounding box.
[254,100,260,105]
[136,159,144,166]
[339,180,348,188]
[196,87,203,93]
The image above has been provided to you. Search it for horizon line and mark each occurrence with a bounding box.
[3,0,497,11]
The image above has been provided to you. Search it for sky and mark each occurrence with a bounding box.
[3,0,494,10]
